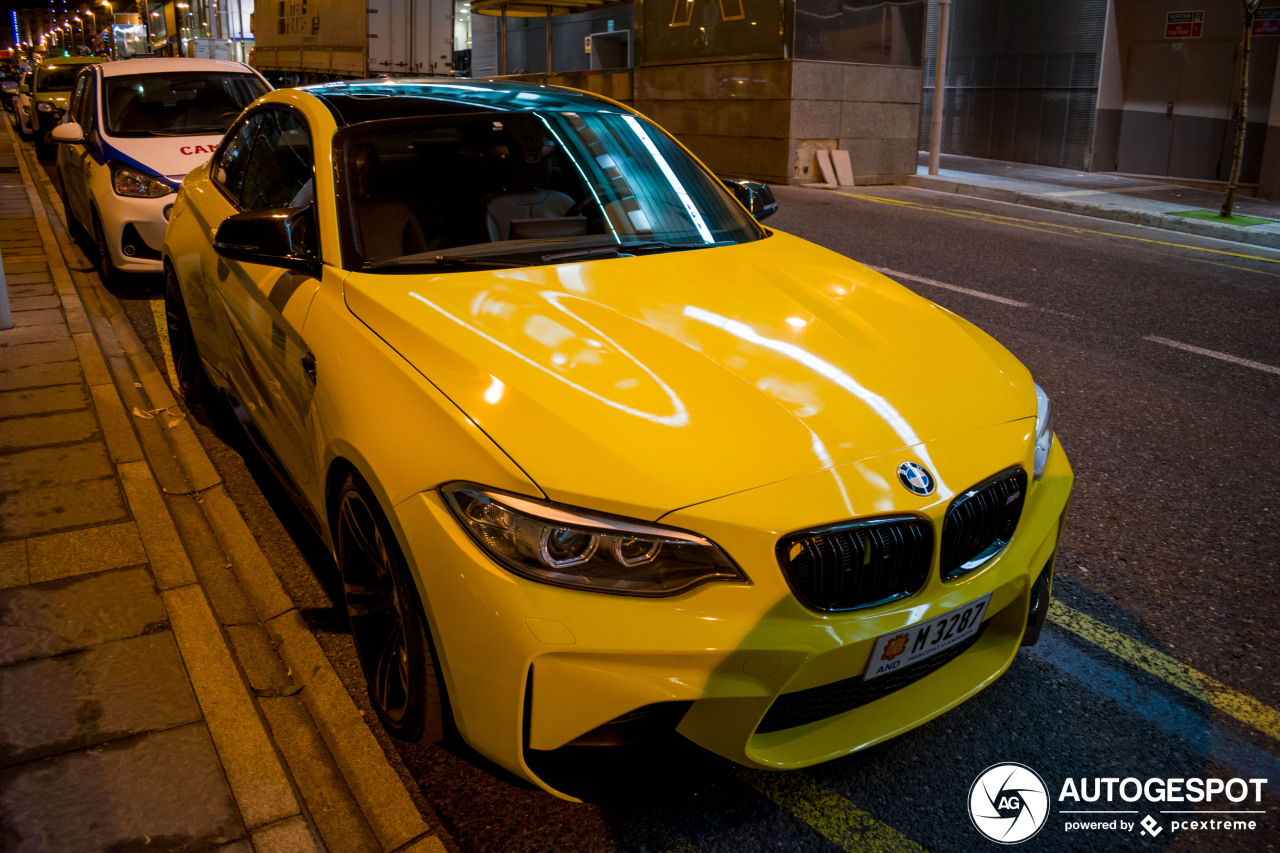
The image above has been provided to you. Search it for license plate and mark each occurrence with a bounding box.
[865,593,992,680]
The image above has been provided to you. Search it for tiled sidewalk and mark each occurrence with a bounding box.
[0,124,303,850]
[0,128,446,852]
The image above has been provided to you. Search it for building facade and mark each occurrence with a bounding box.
[922,0,1280,198]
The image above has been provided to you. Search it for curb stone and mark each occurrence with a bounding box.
[903,173,1280,251]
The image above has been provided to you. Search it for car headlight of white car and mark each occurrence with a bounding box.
[1033,383,1054,481]
[111,162,173,198]
[442,483,747,596]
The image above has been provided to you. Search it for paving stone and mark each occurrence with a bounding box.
[0,477,128,540]
[0,567,166,666]
[0,408,99,449]
[7,280,55,293]
[0,724,246,852]
[258,697,380,853]
[27,521,147,583]
[0,632,202,766]
[12,309,62,330]
[249,809,320,850]
[0,361,83,392]
[1,261,50,276]
[0,339,75,370]
[1,272,52,285]
[0,443,113,493]
[252,815,321,853]
[0,323,69,346]
[0,384,88,418]
[6,295,58,312]
[166,586,300,829]
[0,541,26,590]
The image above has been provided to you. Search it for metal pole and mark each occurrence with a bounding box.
[501,8,508,75]
[0,246,13,331]
[546,8,552,73]
[928,0,951,176]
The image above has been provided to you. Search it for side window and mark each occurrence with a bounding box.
[214,108,313,211]
[215,113,260,203]
[71,72,93,129]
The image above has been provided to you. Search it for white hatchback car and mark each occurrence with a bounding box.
[52,57,270,284]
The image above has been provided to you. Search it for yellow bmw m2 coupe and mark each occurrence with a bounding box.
[162,80,1072,800]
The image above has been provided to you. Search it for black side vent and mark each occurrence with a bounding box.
[777,516,933,612]
[941,468,1027,580]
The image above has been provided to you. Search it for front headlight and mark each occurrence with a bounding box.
[442,483,748,596]
[1033,383,1054,481]
[111,163,173,199]
[36,101,51,112]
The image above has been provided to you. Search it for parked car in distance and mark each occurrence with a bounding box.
[26,55,106,158]
[8,70,33,140]
[51,58,271,284]
[163,79,1072,801]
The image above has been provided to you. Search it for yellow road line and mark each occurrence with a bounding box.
[836,191,1280,265]
[150,297,180,392]
[743,771,928,852]
[1047,601,1280,743]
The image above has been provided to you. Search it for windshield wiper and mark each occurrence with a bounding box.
[361,254,531,271]
[541,240,734,264]
[621,240,736,254]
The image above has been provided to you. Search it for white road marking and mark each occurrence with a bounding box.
[869,266,1031,308]
[1144,336,1280,376]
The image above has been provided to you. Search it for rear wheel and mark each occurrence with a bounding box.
[164,265,208,403]
[337,472,447,743]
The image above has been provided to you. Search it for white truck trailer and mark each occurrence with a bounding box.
[251,0,458,84]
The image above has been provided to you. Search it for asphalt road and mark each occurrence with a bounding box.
[41,159,1280,852]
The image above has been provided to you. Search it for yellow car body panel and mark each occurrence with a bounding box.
[344,232,1029,520]
[162,81,1073,802]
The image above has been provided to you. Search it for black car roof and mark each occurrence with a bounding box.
[305,78,622,126]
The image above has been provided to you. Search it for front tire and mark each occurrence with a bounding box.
[337,472,447,743]
[164,265,208,403]
[11,101,29,140]
[91,210,121,289]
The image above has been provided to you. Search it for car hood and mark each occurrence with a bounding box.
[100,134,225,182]
[343,231,1034,519]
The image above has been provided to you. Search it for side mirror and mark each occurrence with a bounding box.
[19,83,29,93]
[214,206,319,275]
[722,178,778,221]
[50,121,83,144]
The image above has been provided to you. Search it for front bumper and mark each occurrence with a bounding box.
[95,190,171,274]
[392,418,1073,799]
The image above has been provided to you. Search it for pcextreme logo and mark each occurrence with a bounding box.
[968,765,1271,843]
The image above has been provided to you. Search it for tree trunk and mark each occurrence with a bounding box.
[1222,1,1261,218]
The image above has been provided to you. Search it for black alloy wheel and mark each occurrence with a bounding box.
[337,473,446,743]
[163,265,207,403]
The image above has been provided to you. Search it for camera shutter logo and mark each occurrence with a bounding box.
[968,763,1050,844]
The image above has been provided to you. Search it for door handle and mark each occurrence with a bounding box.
[301,352,317,384]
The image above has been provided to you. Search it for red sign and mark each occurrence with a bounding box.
[1166,10,1204,39]
[1253,9,1280,36]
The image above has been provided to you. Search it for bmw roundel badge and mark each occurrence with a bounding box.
[897,461,936,497]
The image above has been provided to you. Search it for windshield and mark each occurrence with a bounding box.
[333,109,766,270]
[105,71,268,137]
[36,65,82,92]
